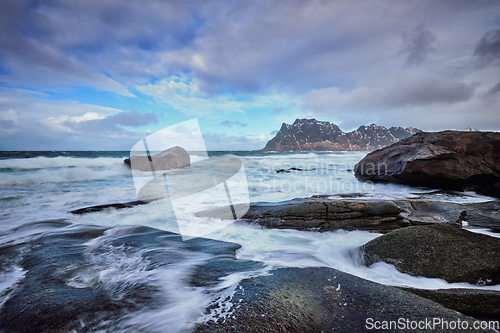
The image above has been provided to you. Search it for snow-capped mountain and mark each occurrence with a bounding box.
[262,118,421,151]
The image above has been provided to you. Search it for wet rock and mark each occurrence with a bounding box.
[197,198,407,233]
[354,131,500,198]
[276,167,305,173]
[196,267,491,333]
[124,145,190,171]
[70,199,156,214]
[392,197,500,230]
[361,224,500,285]
[0,223,247,333]
[400,288,500,321]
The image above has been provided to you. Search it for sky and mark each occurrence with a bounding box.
[0,0,499,151]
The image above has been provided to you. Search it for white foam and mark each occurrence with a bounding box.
[0,165,129,186]
[207,223,500,291]
[71,228,213,333]
[0,156,125,170]
[0,266,26,309]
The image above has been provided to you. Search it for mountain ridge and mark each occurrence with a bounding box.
[262,118,420,151]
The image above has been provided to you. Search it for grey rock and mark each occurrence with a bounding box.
[70,199,156,214]
[124,146,190,171]
[355,131,500,198]
[393,197,500,230]
[400,288,500,320]
[361,224,500,285]
[196,267,493,333]
[196,198,408,233]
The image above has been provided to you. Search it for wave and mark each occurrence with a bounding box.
[0,156,126,170]
[0,165,129,186]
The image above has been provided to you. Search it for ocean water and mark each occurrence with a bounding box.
[0,151,497,332]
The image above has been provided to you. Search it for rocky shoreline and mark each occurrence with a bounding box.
[11,130,497,332]
[65,192,500,328]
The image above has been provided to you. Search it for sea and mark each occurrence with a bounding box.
[0,150,498,332]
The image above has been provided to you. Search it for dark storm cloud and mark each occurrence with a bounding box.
[2,0,499,98]
[487,82,500,95]
[399,26,437,66]
[304,75,477,112]
[220,120,247,127]
[0,0,209,94]
[474,29,500,66]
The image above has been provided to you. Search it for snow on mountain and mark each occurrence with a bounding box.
[262,118,421,151]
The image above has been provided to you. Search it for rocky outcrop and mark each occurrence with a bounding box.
[197,197,414,233]
[354,131,500,198]
[196,195,500,233]
[124,146,190,171]
[262,118,420,151]
[196,267,492,333]
[361,224,500,285]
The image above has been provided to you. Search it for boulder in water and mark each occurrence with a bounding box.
[124,146,190,171]
[361,224,500,285]
[354,131,500,198]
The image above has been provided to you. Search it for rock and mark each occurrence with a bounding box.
[361,224,500,285]
[196,267,492,333]
[196,197,416,233]
[0,222,251,333]
[124,146,190,171]
[70,199,156,214]
[354,131,500,198]
[400,288,500,320]
[276,167,306,173]
[262,118,420,151]
[393,197,500,230]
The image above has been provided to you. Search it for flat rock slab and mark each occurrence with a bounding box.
[400,288,500,321]
[196,198,408,233]
[362,224,500,285]
[394,198,500,230]
[70,199,156,214]
[196,267,492,333]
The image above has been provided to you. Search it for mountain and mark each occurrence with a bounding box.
[262,119,421,151]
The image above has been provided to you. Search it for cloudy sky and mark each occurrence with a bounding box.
[1,0,499,150]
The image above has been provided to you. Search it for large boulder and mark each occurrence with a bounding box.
[361,224,500,285]
[354,131,500,198]
[124,146,190,171]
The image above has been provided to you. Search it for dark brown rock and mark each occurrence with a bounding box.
[361,224,500,285]
[354,131,500,198]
